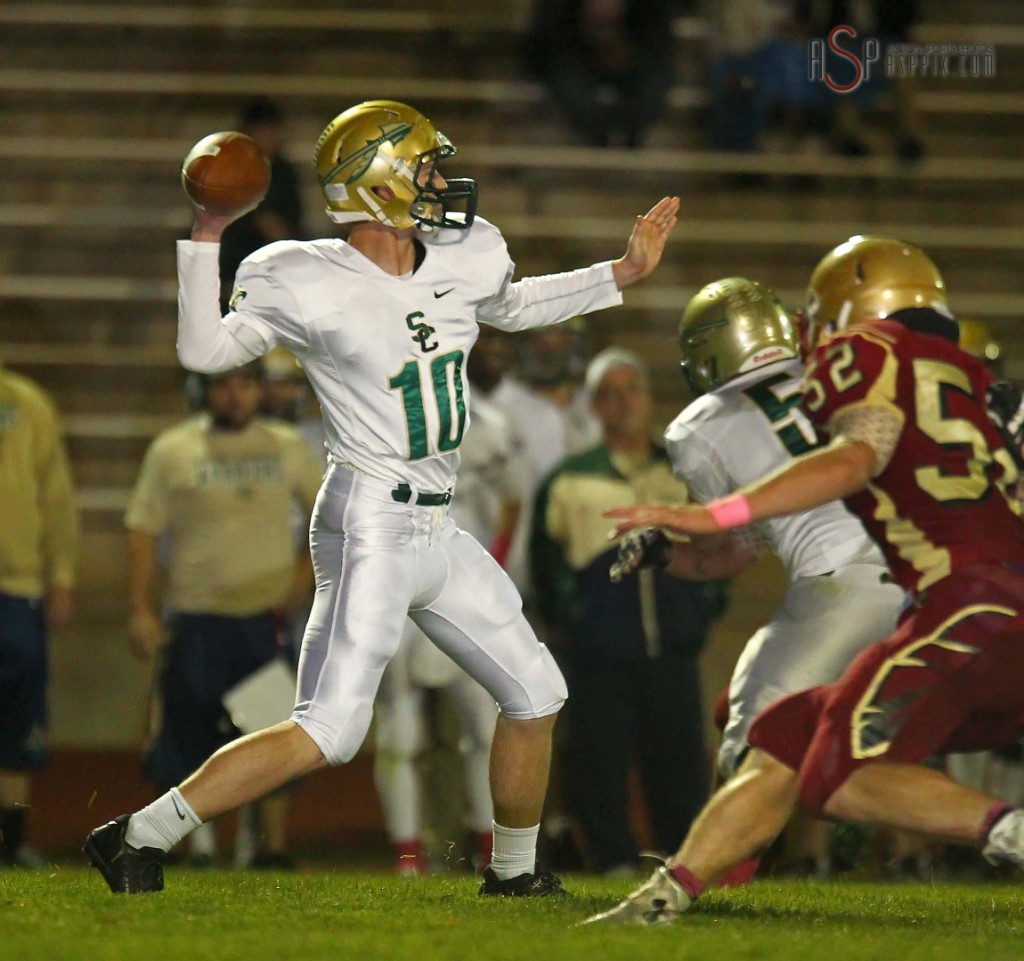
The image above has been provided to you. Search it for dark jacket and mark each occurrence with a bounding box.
[531,444,725,662]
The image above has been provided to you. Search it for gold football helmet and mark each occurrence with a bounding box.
[806,235,948,349]
[679,278,799,395]
[958,318,1003,370]
[314,100,477,230]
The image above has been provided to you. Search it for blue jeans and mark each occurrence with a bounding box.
[0,592,48,771]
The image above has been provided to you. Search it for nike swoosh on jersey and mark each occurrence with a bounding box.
[433,288,456,299]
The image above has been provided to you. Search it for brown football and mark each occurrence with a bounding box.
[181,131,271,217]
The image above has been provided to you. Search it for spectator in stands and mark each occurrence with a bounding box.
[795,0,925,160]
[524,0,675,148]
[702,0,830,158]
[0,360,77,868]
[126,362,322,868]
[219,99,307,307]
[531,349,721,874]
[373,339,527,875]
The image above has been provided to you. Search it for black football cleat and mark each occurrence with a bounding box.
[478,866,569,897]
[83,814,165,894]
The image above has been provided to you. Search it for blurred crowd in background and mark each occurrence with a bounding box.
[526,0,924,160]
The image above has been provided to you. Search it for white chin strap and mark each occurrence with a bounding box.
[324,209,374,225]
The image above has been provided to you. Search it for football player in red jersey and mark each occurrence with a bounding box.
[589,236,1024,924]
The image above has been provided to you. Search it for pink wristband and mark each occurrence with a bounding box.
[706,494,753,529]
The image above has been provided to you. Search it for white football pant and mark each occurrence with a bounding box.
[292,463,566,766]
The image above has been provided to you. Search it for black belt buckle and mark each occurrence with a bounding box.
[391,483,452,507]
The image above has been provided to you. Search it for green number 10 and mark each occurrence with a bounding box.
[389,349,467,460]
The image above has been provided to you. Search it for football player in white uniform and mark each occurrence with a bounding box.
[374,390,525,874]
[585,277,905,923]
[84,99,679,896]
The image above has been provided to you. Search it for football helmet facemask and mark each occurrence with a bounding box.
[806,235,948,351]
[314,100,477,231]
[678,278,799,396]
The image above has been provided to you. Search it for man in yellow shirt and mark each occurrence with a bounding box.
[126,361,322,867]
[0,360,78,866]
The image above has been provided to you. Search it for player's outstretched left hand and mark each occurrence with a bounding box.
[606,503,719,539]
[612,196,680,290]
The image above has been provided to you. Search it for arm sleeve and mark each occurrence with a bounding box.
[476,261,623,332]
[34,396,79,590]
[830,404,903,477]
[176,241,308,372]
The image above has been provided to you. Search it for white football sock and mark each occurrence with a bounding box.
[126,788,203,852]
[489,821,539,880]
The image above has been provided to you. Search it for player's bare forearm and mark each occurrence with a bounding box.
[606,440,877,537]
[740,439,878,523]
[612,196,679,289]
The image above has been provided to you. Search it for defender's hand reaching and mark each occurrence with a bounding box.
[606,503,721,540]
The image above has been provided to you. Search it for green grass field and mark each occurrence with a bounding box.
[2,869,1021,961]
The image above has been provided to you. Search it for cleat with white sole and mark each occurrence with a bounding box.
[580,865,692,926]
[982,808,1024,869]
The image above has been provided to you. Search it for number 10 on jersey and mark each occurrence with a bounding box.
[389,349,467,460]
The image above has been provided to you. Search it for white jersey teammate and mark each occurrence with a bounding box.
[587,277,904,924]
[84,99,680,897]
[666,341,904,778]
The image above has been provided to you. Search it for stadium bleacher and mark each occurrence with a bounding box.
[0,0,1020,768]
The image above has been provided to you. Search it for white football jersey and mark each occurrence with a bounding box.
[177,217,621,492]
[665,358,885,579]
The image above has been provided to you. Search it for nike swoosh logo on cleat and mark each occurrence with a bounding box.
[434,288,455,299]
